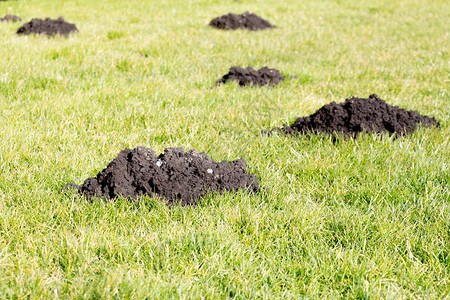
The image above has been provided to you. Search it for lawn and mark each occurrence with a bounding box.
[0,0,449,298]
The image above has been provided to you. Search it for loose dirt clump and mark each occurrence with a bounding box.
[1,14,22,22]
[16,17,78,36]
[63,147,259,205]
[216,66,285,87]
[264,94,439,137]
[210,11,274,30]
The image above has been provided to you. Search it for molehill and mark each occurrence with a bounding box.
[17,17,78,36]
[216,66,285,87]
[264,94,439,137]
[1,14,22,22]
[63,147,259,205]
[210,12,274,31]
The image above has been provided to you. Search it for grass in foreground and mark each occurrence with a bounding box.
[0,0,449,298]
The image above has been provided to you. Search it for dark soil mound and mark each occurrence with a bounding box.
[210,11,274,30]
[264,94,439,137]
[63,147,259,205]
[216,66,285,87]
[1,14,22,22]
[17,17,78,36]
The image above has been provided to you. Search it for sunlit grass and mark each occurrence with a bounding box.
[0,0,448,298]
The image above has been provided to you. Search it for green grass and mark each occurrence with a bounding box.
[0,0,449,298]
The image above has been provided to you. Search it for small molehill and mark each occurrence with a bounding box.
[216,66,285,87]
[63,147,259,205]
[1,14,22,22]
[210,12,274,31]
[17,17,78,36]
[264,94,439,137]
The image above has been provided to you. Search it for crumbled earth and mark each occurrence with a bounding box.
[216,66,285,86]
[1,14,22,22]
[264,94,439,137]
[17,17,78,36]
[210,12,274,30]
[63,147,259,205]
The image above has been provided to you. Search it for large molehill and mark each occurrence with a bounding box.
[216,66,285,87]
[209,12,274,31]
[17,17,78,36]
[63,147,259,205]
[264,94,439,137]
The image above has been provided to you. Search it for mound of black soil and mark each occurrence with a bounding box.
[210,11,274,30]
[216,66,285,87]
[63,147,259,205]
[17,17,78,36]
[264,94,439,137]
[1,14,22,22]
